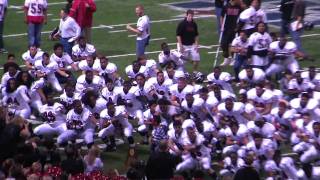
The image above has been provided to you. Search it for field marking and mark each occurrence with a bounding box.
[109,30,127,33]
[128,35,136,37]
[207,51,222,54]
[150,37,167,41]
[3,15,214,38]
[51,18,60,22]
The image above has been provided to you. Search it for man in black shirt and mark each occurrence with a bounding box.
[219,0,242,66]
[280,0,295,36]
[176,9,200,73]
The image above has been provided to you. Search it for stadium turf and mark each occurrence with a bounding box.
[3,0,320,176]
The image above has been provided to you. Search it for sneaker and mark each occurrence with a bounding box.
[0,48,8,53]
[220,58,231,66]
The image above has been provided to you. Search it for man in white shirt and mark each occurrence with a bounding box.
[158,42,185,70]
[0,0,7,53]
[54,8,81,56]
[126,5,150,56]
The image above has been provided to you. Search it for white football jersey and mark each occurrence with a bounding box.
[301,71,320,87]
[287,78,315,92]
[143,59,157,77]
[169,84,194,103]
[92,60,117,76]
[99,105,130,128]
[255,9,267,24]
[224,124,249,142]
[290,98,320,119]
[246,138,277,157]
[207,72,233,93]
[239,6,257,30]
[2,85,30,109]
[269,41,297,60]
[66,107,93,129]
[231,36,249,54]
[248,32,272,52]
[24,0,47,17]
[78,59,97,71]
[34,59,58,75]
[50,53,74,68]
[145,77,173,97]
[125,65,147,79]
[238,68,265,83]
[0,71,19,90]
[247,88,273,107]
[0,0,8,21]
[22,50,44,65]
[85,98,107,115]
[72,43,96,58]
[39,102,65,124]
[158,50,184,67]
[114,86,142,110]
[218,102,247,124]
[75,74,105,95]
[247,121,276,139]
[181,97,205,119]
[101,87,118,104]
[59,91,76,109]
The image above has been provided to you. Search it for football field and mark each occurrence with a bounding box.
[3,0,320,175]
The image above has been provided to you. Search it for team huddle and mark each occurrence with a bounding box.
[0,0,319,179]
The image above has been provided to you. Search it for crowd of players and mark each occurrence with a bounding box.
[0,0,320,179]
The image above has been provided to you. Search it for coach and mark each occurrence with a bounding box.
[54,8,81,56]
[127,5,150,57]
[176,9,200,73]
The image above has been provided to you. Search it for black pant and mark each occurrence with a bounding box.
[221,30,236,58]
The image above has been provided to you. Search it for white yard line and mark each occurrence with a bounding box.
[149,37,167,41]
[128,35,136,37]
[3,16,214,38]
[207,51,222,54]
[51,18,60,22]
[108,30,127,33]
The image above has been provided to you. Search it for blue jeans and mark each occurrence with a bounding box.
[280,19,290,36]
[290,28,304,53]
[136,36,150,57]
[234,55,247,81]
[0,21,4,49]
[28,23,42,47]
[215,7,222,35]
[60,38,74,56]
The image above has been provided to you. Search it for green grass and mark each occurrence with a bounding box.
[4,0,320,176]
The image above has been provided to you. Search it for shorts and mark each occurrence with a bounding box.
[177,44,200,61]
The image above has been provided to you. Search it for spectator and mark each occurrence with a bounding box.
[69,0,96,43]
[290,0,306,53]
[65,0,73,13]
[84,145,104,173]
[145,140,181,180]
[54,8,81,56]
[24,0,48,48]
[280,0,295,36]
[219,0,242,66]
[214,0,225,35]
[61,144,85,175]
[233,152,260,180]
[127,5,150,57]
[176,9,200,73]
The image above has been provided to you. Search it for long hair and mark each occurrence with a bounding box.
[5,78,17,93]
[16,71,34,89]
